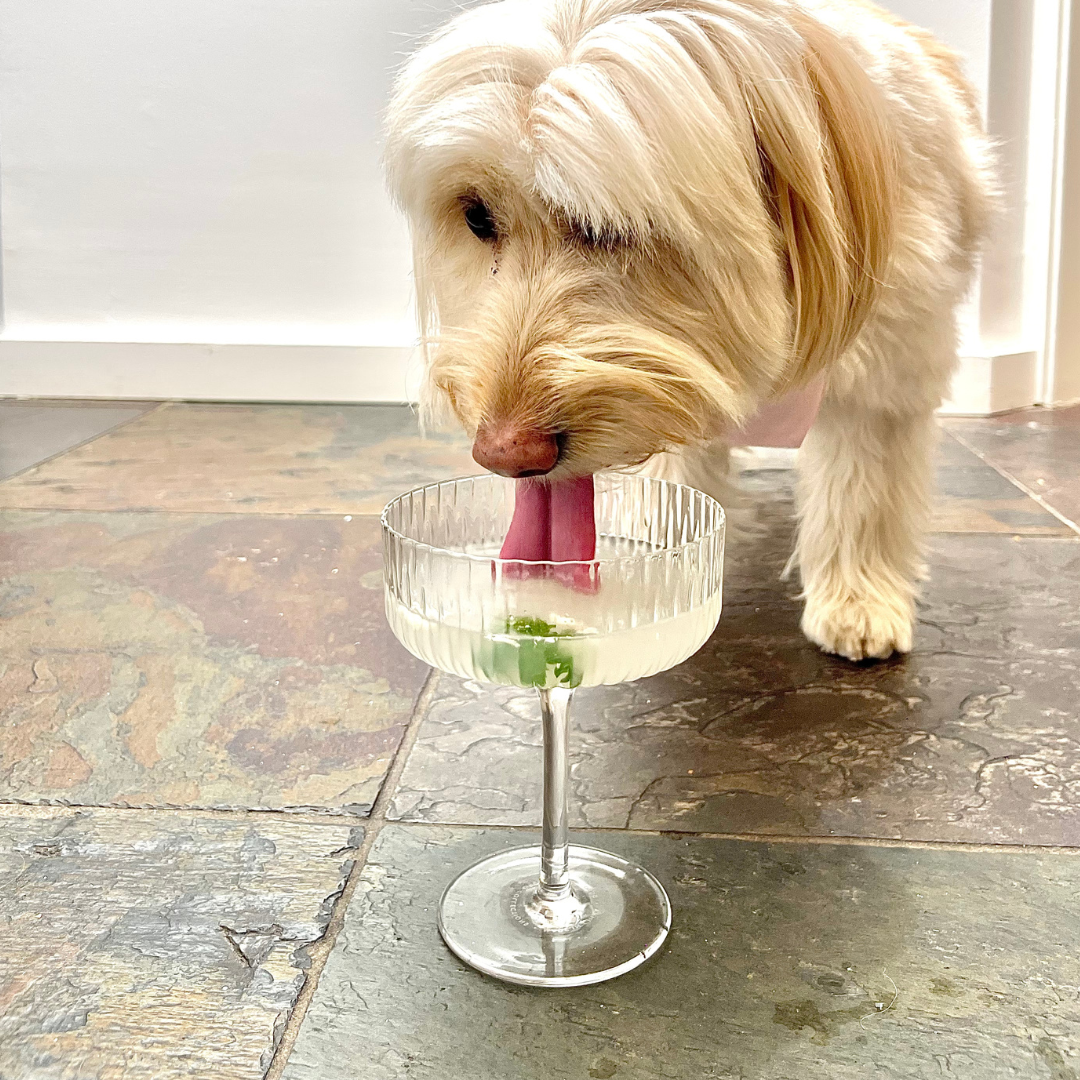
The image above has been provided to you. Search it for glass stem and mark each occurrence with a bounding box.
[537,687,573,899]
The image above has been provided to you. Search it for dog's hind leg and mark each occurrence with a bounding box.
[793,314,956,661]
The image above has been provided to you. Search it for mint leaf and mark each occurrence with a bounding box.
[507,615,558,637]
[480,614,583,688]
[551,649,578,687]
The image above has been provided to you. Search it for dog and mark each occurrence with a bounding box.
[384,0,997,661]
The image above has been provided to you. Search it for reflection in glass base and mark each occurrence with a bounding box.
[437,845,671,987]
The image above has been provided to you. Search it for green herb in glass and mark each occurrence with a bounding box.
[486,615,583,688]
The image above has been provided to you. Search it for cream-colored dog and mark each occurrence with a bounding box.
[385,0,997,660]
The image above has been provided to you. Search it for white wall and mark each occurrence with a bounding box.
[1046,0,1080,403]
[0,0,464,399]
[3,0,401,343]
[0,0,1067,407]
[884,1,991,96]
[888,0,1075,411]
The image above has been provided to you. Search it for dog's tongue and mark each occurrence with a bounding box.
[546,476,596,563]
[500,477,596,587]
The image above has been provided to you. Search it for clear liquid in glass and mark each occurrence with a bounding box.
[385,535,720,688]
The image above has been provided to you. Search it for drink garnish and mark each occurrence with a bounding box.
[484,614,582,688]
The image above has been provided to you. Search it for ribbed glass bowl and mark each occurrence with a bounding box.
[380,471,726,988]
[381,472,726,689]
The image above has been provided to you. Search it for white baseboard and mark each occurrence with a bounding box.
[939,351,1038,416]
[0,340,420,403]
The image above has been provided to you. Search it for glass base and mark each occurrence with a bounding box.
[437,845,671,987]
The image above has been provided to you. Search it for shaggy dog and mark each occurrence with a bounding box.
[384,0,997,660]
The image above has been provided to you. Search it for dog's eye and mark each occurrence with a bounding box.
[462,199,498,243]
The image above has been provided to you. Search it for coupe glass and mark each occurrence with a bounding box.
[381,472,725,987]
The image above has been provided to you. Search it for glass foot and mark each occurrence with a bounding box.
[437,844,671,987]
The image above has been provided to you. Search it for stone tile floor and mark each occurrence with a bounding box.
[0,399,1078,1079]
[0,400,153,482]
[947,403,1080,531]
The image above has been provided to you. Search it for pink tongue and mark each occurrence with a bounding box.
[500,476,597,590]
[498,479,552,562]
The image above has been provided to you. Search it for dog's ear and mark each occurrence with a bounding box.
[753,14,899,381]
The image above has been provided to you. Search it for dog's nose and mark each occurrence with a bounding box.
[472,423,559,478]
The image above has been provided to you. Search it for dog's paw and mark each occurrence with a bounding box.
[801,592,914,661]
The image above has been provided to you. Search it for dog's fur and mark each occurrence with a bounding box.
[385,0,997,660]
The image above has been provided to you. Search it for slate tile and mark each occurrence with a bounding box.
[283,823,1080,1080]
[0,400,154,480]
[0,805,358,1080]
[0,511,426,814]
[933,432,1073,535]
[0,402,474,515]
[947,406,1080,531]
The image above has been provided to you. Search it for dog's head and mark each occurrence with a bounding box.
[386,0,897,477]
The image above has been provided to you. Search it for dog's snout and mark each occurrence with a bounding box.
[472,423,559,478]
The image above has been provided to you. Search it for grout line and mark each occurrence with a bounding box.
[635,828,1080,856]
[0,505,393,520]
[263,668,441,1080]
[367,669,444,823]
[948,429,1080,537]
[377,817,1080,857]
[0,401,171,487]
[3,795,1076,857]
[0,799,372,828]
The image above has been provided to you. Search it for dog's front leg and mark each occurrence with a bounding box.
[793,395,939,661]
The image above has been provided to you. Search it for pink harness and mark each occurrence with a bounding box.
[732,373,825,449]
